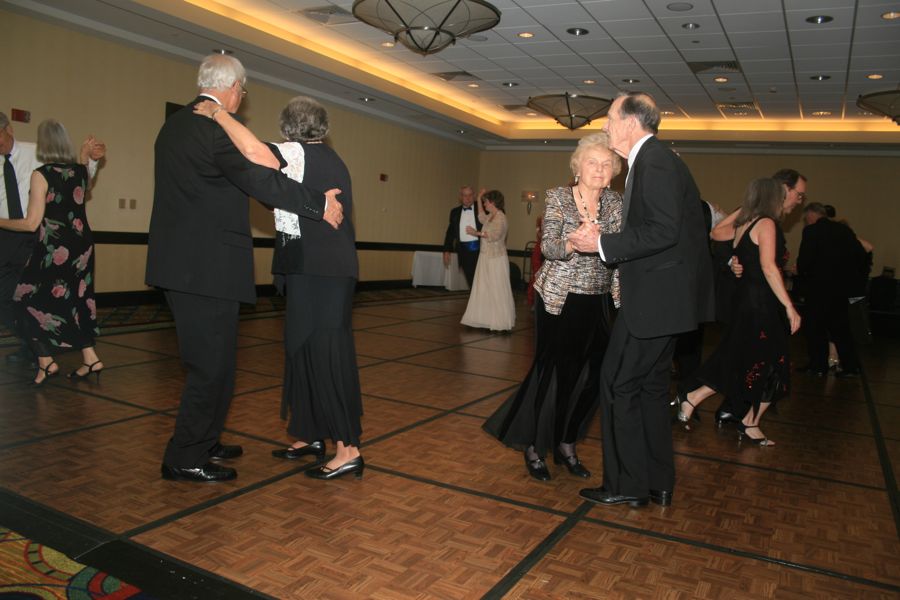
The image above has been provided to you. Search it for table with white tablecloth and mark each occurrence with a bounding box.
[411,251,469,291]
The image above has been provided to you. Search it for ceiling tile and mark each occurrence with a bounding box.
[644,0,718,17]
[789,27,852,44]
[740,59,795,73]
[733,45,792,60]
[521,2,594,24]
[615,36,676,51]
[791,43,851,59]
[602,19,666,37]
[714,0,783,14]
[729,30,789,48]
[581,0,654,21]
[719,12,785,33]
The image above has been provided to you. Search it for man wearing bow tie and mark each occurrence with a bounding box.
[442,185,482,287]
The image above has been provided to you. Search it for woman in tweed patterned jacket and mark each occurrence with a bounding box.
[484,132,623,481]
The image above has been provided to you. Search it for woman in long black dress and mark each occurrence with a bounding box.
[195,96,363,479]
[0,119,106,385]
[483,133,623,480]
[673,178,801,445]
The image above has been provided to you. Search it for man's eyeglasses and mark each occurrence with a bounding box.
[240,85,248,98]
[797,192,807,201]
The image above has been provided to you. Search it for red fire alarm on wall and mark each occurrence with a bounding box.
[10,109,31,123]
[379,173,388,182]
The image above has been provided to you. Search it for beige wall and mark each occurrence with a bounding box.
[3,8,898,293]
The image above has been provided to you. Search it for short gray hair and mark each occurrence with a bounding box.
[279,96,329,142]
[618,91,661,135]
[570,131,622,177]
[0,112,9,130]
[36,119,76,164]
[197,54,246,91]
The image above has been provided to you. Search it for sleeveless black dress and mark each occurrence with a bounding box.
[695,217,790,417]
[15,163,98,355]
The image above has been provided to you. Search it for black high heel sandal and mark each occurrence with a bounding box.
[69,360,103,381]
[553,447,590,478]
[714,408,741,429]
[32,361,58,386]
[524,451,550,481]
[736,424,772,446]
[673,393,700,430]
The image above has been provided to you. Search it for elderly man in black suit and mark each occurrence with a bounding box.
[147,54,342,483]
[442,185,482,287]
[569,92,713,508]
[797,202,866,377]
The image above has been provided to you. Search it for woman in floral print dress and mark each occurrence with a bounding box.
[0,119,105,385]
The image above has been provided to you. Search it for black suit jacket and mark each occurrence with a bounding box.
[797,218,866,298]
[600,136,714,338]
[443,204,482,252]
[146,97,326,304]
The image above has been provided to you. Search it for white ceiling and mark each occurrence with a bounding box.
[5,0,900,148]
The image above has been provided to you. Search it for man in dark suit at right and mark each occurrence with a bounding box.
[147,54,343,483]
[442,185,482,287]
[568,92,713,508]
[797,202,866,377]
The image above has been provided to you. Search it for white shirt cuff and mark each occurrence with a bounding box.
[597,234,605,261]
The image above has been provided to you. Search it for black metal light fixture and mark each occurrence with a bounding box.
[352,0,501,56]
[526,92,611,130]
[857,90,900,124]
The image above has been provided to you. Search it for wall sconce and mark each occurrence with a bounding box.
[522,190,538,215]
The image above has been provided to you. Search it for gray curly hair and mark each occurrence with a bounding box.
[279,96,329,142]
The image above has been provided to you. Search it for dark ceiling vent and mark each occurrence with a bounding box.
[434,71,480,81]
[688,61,741,74]
[717,101,756,110]
[299,6,356,25]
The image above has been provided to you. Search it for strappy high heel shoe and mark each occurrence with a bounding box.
[69,360,103,382]
[714,408,741,429]
[736,424,772,446]
[32,361,58,386]
[674,393,700,430]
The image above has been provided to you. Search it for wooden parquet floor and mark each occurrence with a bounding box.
[1,291,899,599]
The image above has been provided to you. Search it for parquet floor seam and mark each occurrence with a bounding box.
[859,369,900,540]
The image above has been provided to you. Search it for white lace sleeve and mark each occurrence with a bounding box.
[272,142,305,239]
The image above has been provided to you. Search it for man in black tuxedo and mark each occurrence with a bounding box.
[442,185,482,287]
[797,202,866,377]
[569,92,713,508]
[147,54,343,483]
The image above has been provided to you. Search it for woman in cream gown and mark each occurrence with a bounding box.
[460,190,516,332]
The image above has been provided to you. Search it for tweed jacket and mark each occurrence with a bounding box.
[534,186,622,315]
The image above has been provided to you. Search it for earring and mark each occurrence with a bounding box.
[574,174,580,184]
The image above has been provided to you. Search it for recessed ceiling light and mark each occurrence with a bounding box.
[582,79,596,84]
[359,97,375,103]
[667,2,694,11]
[682,22,700,30]
[456,129,466,134]
[691,39,700,44]
[212,48,233,55]
[622,78,640,83]
[543,140,550,144]
[526,112,538,116]
[881,11,900,20]
[858,110,873,116]
[661,110,676,116]
[769,87,778,93]
[467,83,480,88]
[502,82,518,87]
[867,73,884,80]
[733,111,748,116]
[517,32,534,38]
[811,111,832,116]
[381,41,395,47]
[567,27,589,36]
[714,76,728,83]
[811,75,831,81]
[806,15,833,24]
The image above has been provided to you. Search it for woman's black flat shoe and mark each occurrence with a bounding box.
[305,456,364,480]
[553,448,590,478]
[524,452,551,481]
[272,440,325,460]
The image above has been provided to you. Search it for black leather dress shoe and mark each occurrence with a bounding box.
[272,440,325,460]
[579,487,648,507]
[305,456,364,480]
[161,462,237,482]
[209,443,243,460]
[834,369,860,379]
[649,489,672,506]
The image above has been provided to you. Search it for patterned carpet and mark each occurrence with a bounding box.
[0,527,153,599]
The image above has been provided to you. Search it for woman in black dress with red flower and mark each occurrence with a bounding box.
[0,119,106,385]
[673,178,801,446]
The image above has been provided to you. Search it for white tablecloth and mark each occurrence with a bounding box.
[411,251,469,291]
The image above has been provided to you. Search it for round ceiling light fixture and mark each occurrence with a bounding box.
[667,2,694,11]
[682,22,700,30]
[806,15,833,24]
[567,27,589,36]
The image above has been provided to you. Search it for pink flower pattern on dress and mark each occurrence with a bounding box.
[14,283,36,301]
[73,246,93,272]
[51,284,67,298]
[26,306,66,333]
[86,298,96,320]
[78,279,87,298]
[52,246,69,266]
[73,186,84,205]
[73,218,84,233]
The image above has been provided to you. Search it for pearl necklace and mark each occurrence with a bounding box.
[574,186,601,225]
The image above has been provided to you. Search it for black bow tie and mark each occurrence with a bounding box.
[462,206,473,211]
